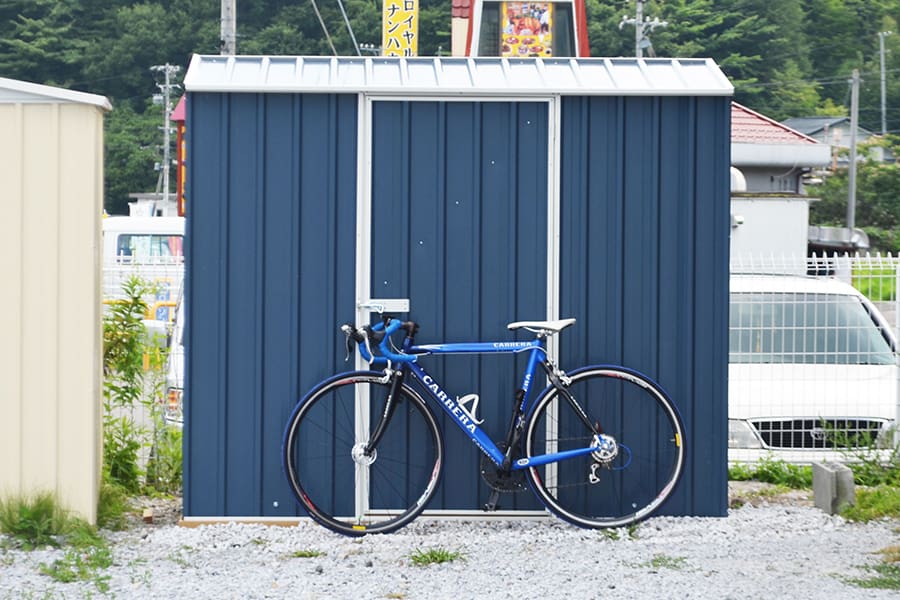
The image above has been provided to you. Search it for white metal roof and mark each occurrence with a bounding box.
[184,55,733,97]
[0,77,111,110]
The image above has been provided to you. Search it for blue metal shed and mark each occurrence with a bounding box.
[182,56,733,520]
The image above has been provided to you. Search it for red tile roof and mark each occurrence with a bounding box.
[452,0,471,19]
[731,102,818,144]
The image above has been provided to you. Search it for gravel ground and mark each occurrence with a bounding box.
[1,487,897,600]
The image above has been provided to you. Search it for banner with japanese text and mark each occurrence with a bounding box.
[382,0,418,56]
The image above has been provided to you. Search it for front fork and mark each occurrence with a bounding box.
[362,366,406,457]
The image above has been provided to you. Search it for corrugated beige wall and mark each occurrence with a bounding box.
[0,101,105,524]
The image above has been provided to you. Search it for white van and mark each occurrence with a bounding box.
[102,216,184,327]
[102,215,184,262]
[729,274,898,464]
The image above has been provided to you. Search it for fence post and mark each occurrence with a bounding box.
[896,260,900,449]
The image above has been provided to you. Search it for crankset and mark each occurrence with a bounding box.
[479,443,527,493]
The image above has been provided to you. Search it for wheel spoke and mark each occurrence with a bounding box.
[525,367,684,529]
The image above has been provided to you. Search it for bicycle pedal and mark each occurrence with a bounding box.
[483,489,501,511]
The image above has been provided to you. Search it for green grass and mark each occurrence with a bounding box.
[0,492,72,549]
[0,491,114,592]
[728,456,812,489]
[852,267,897,302]
[841,485,900,522]
[409,547,463,566]
[39,544,113,592]
[639,554,689,571]
[290,549,325,558]
[847,545,900,590]
[599,524,640,541]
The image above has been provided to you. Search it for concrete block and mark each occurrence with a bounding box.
[812,462,855,515]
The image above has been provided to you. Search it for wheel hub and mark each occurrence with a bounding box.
[351,442,377,466]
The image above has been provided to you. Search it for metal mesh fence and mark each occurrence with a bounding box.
[729,254,899,463]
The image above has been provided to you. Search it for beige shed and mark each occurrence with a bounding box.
[0,78,111,524]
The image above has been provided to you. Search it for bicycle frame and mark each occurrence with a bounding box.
[393,338,601,471]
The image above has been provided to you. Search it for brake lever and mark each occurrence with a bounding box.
[340,323,361,362]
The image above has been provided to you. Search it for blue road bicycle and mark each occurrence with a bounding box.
[282,316,685,536]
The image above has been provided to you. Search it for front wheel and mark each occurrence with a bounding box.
[282,371,444,536]
[524,366,685,529]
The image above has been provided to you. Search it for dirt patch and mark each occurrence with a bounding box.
[728,480,814,509]
[125,495,184,528]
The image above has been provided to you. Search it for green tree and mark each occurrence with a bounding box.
[0,0,88,86]
[104,100,167,215]
[810,138,900,254]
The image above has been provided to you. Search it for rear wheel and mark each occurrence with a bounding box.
[282,371,443,536]
[524,366,685,529]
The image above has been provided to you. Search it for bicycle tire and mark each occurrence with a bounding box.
[282,371,443,536]
[524,365,685,529]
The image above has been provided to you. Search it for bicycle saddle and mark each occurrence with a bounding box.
[507,318,576,333]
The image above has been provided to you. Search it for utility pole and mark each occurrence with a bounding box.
[150,64,181,210]
[221,0,236,55]
[619,1,668,58]
[848,69,860,236]
[879,31,892,135]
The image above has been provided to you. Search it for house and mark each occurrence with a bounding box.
[782,116,891,164]
[729,103,834,261]
[731,103,830,194]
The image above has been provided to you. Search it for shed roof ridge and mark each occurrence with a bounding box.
[0,76,111,110]
[183,55,733,96]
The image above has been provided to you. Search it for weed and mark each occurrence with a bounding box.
[167,550,193,569]
[409,547,463,566]
[600,528,620,541]
[0,492,70,549]
[97,479,131,531]
[847,562,900,590]
[40,544,113,592]
[728,456,812,489]
[289,549,326,558]
[841,485,900,522]
[627,523,640,539]
[146,424,183,494]
[0,494,113,592]
[103,276,182,500]
[640,554,688,570]
[599,525,639,541]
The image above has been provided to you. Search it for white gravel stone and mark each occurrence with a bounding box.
[1,505,897,599]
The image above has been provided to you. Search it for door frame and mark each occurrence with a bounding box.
[353,93,563,517]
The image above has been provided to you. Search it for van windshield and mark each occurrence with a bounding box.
[116,234,183,261]
[730,292,895,365]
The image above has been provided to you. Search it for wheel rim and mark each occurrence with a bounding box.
[525,367,684,528]
[283,373,442,535]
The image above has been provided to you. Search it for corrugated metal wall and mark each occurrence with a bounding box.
[185,92,360,517]
[0,99,106,523]
[186,91,730,519]
[559,95,731,516]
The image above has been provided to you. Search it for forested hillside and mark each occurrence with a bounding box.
[2,0,899,249]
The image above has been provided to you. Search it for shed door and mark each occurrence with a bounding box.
[359,99,553,512]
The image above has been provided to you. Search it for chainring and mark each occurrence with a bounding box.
[479,443,527,492]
